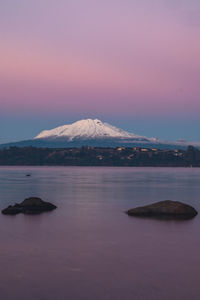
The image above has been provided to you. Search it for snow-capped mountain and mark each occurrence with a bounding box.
[34,118,157,142]
[0,118,199,149]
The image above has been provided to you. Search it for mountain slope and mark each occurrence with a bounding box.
[0,118,199,149]
[34,118,157,142]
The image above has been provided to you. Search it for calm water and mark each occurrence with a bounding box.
[0,167,200,300]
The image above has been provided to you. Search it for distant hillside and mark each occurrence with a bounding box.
[0,146,199,167]
[0,138,190,150]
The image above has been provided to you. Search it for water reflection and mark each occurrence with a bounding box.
[0,167,200,299]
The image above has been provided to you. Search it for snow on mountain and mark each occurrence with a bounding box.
[34,119,157,142]
[1,118,199,150]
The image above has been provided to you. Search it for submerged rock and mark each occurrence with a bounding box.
[2,197,57,215]
[126,200,197,219]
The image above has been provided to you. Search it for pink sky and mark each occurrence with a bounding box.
[0,0,200,141]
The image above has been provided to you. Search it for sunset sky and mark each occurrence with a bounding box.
[0,0,200,143]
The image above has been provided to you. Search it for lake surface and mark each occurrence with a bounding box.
[0,167,200,300]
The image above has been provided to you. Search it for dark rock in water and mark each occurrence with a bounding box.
[26,174,31,177]
[2,197,57,215]
[2,204,24,215]
[126,200,198,219]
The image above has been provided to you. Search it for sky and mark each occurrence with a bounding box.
[0,0,200,143]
